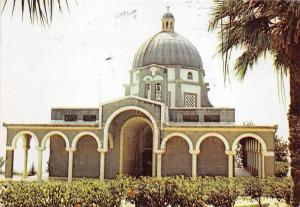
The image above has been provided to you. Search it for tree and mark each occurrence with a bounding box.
[0,156,5,174]
[1,0,69,26]
[209,0,300,206]
[28,163,37,176]
[275,136,289,163]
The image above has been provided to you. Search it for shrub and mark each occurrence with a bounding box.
[203,177,242,207]
[127,176,169,207]
[275,161,289,177]
[241,177,267,207]
[168,176,205,207]
[108,174,134,207]
[264,176,292,205]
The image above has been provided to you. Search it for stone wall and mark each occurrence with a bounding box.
[162,136,192,176]
[73,136,100,178]
[197,137,228,176]
[49,136,68,177]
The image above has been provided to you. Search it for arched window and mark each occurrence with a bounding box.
[155,84,162,100]
[145,84,151,99]
[166,21,169,29]
[187,72,193,80]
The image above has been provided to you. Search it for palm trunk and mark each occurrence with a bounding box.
[288,64,300,206]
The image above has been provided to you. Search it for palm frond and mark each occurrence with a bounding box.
[208,0,300,82]
[1,0,69,26]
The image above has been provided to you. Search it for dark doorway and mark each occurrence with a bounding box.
[122,117,153,177]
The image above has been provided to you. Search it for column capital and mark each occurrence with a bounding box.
[225,150,236,156]
[36,146,45,151]
[262,151,274,156]
[154,149,165,154]
[6,146,15,151]
[189,149,200,155]
[65,147,76,152]
[97,148,108,153]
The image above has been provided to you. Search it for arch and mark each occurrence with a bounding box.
[154,75,163,81]
[232,133,267,152]
[72,131,102,149]
[161,132,193,151]
[187,72,193,80]
[196,133,230,151]
[41,131,70,149]
[11,130,39,149]
[143,76,153,82]
[104,106,159,150]
[119,116,154,175]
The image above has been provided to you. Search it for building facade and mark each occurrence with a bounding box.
[4,10,276,181]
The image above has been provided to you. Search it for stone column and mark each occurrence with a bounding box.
[261,153,265,178]
[23,146,29,177]
[152,152,156,177]
[190,150,200,178]
[36,147,44,181]
[66,147,76,182]
[98,148,107,180]
[5,147,14,178]
[255,141,259,176]
[226,150,236,177]
[258,145,262,178]
[246,141,250,171]
[22,136,31,178]
[250,140,254,175]
[155,149,165,177]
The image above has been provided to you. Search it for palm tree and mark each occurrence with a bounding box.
[1,0,69,26]
[209,0,300,206]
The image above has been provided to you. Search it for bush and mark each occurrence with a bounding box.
[264,176,292,205]
[126,177,169,207]
[108,174,134,207]
[203,177,242,207]
[275,161,289,177]
[165,176,205,207]
[241,177,267,207]
[0,176,293,206]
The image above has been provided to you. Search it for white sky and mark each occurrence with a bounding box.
[0,0,289,170]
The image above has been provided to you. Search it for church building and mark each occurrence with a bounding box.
[4,10,276,181]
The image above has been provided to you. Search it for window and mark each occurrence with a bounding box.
[64,115,77,122]
[204,115,220,122]
[155,84,162,100]
[184,93,197,107]
[183,115,199,122]
[83,115,96,122]
[145,84,151,99]
[187,72,193,80]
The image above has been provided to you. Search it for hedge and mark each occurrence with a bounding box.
[0,176,292,207]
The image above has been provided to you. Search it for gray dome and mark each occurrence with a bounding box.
[162,12,174,19]
[132,32,203,69]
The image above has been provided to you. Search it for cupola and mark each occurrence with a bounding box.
[161,6,175,32]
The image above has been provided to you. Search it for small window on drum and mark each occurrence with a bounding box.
[64,115,77,122]
[187,72,193,80]
[204,115,220,122]
[155,83,162,100]
[83,115,96,122]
